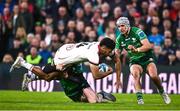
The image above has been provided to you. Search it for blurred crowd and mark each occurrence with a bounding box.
[0,0,180,66]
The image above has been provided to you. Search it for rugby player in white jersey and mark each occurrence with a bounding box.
[10,37,118,103]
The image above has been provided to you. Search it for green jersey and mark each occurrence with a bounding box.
[116,27,154,62]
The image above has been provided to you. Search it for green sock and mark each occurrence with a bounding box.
[158,87,164,94]
[136,92,143,100]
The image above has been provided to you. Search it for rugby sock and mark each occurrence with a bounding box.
[136,90,143,100]
[21,61,34,71]
[158,87,164,94]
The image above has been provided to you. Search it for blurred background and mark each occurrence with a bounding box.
[0,0,180,94]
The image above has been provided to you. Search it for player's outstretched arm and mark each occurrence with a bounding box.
[114,49,122,89]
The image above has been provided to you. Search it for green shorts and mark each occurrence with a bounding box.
[129,55,156,72]
[60,72,90,102]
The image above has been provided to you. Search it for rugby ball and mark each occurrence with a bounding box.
[99,63,109,72]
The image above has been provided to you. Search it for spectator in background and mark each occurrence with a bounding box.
[170,0,180,22]
[0,53,14,89]
[15,27,27,43]
[175,28,180,48]
[175,9,180,28]
[26,46,42,65]
[44,24,53,46]
[76,20,85,41]
[74,8,86,22]
[28,37,40,51]
[162,19,172,33]
[153,45,166,65]
[8,38,24,60]
[138,1,148,18]
[2,7,11,24]
[65,31,76,43]
[164,30,172,39]
[100,2,111,22]
[40,0,58,20]
[91,8,102,28]
[19,0,35,14]
[162,8,171,20]
[161,38,176,65]
[19,1,33,33]
[133,12,141,27]
[11,5,25,35]
[49,33,61,56]
[83,2,93,24]
[44,14,54,28]
[148,26,164,46]
[147,16,162,35]
[67,20,82,42]
[168,50,176,66]
[56,6,70,25]
[83,25,92,41]
[113,6,122,20]
[175,49,180,65]
[34,21,44,37]
[39,40,52,64]
[57,20,67,43]
[87,29,97,42]
[2,6,13,50]
[2,53,14,63]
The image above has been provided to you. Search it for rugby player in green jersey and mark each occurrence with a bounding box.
[115,17,171,104]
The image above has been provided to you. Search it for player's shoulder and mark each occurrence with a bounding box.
[131,26,141,33]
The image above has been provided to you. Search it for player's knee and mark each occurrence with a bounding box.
[132,71,140,80]
[88,97,97,103]
[87,95,97,103]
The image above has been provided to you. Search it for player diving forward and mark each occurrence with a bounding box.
[10,38,118,103]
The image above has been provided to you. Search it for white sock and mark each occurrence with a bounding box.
[136,89,142,93]
[21,61,34,71]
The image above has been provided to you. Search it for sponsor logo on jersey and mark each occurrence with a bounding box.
[121,42,126,47]
[138,31,145,37]
[149,58,153,61]
[132,38,136,42]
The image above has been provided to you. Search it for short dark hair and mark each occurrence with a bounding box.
[100,38,115,50]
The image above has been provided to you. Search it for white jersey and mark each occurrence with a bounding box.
[54,42,100,67]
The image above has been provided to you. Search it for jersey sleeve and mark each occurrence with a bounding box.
[136,28,147,40]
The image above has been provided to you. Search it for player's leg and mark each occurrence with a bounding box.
[10,56,51,80]
[82,87,116,103]
[82,87,97,103]
[130,64,144,104]
[10,56,63,81]
[146,62,171,104]
[97,91,116,102]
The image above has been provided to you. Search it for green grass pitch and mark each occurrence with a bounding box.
[0,91,180,110]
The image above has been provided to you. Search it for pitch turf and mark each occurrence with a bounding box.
[0,91,179,110]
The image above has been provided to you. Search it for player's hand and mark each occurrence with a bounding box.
[63,71,68,78]
[128,45,138,52]
[115,80,122,89]
[107,66,113,74]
